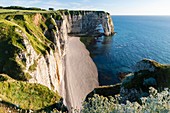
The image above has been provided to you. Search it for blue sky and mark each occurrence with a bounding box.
[0,0,170,15]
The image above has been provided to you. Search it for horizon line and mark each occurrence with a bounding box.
[111,14,170,16]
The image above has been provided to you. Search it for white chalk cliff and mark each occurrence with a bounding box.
[0,10,114,111]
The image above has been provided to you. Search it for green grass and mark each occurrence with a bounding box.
[0,81,61,110]
[0,9,17,13]
[0,74,13,81]
[0,20,29,80]
[0,9,54,14]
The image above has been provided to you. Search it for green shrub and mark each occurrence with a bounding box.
[81,87,170,113]
[27,7,42,11]
[3,6,43,11]
[49,8,54,11]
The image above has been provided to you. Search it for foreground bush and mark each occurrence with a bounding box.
[82,87,170,113]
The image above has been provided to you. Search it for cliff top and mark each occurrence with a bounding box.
[0,6,110,15]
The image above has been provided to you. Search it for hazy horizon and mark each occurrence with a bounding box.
[0,0,170,15]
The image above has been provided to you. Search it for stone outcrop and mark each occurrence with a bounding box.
[120,59,170,103]
[0,10,114,111]
[122,59,170,89]
[133,59,159,72]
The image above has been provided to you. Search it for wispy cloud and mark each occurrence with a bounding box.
[43,0,96,10]
[0,0,41,7]
[0,0,94,10]
[1,0,170,15]
[40,1,70,9]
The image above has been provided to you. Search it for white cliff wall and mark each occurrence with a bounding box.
[59,11,114,36]
[17,18,61,92]
[14,11,114,111]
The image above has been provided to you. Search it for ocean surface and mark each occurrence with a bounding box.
[81,16,170,85]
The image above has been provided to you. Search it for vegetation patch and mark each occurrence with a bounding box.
[45,17,57,30]
[2,6,45,11]
[0,74,13,81]
[0,81,61,110]
[81,87,170,113]
[0,20,29,80]
[28,60,37,71]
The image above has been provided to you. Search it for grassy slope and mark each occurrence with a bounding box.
[0,81,61,110]
[0,74,61,110]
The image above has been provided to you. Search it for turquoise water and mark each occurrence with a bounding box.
[85,16,170,85]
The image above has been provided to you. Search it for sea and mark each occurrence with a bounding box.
[81,16,170,85]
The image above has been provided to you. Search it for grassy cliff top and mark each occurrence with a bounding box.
[0,6,50,14]
[0,8,109,15]
[0,9,55,15]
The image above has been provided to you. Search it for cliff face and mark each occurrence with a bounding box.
[54,10,114,110]
[0,10,114,111]
[59,10,114,36]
